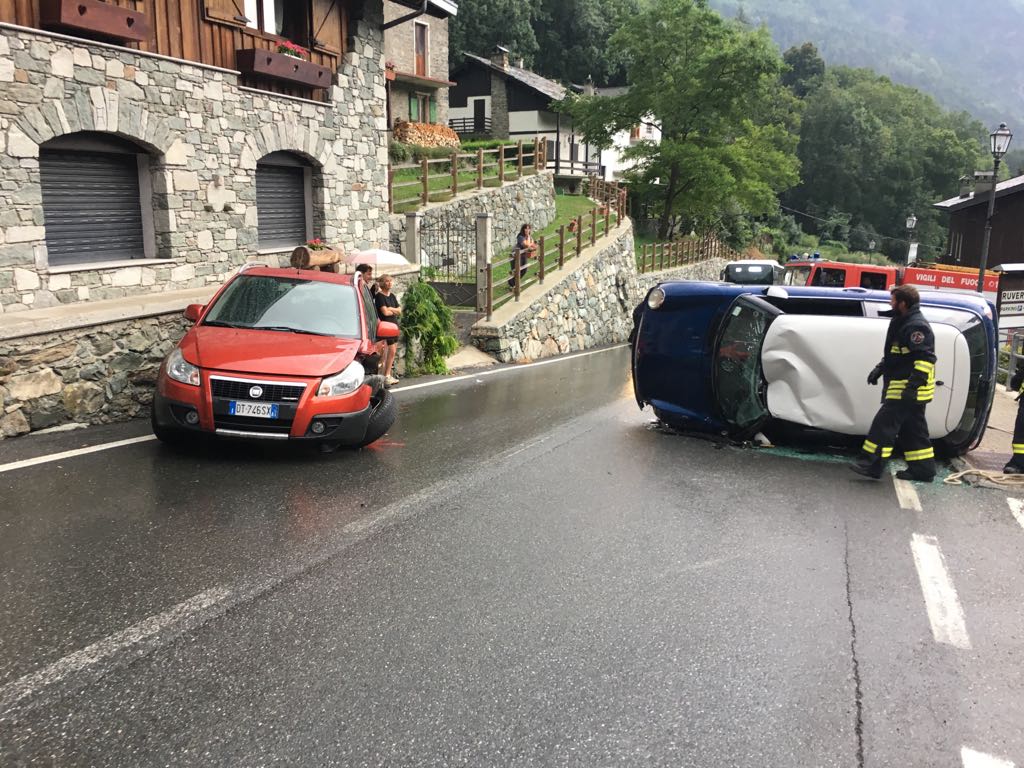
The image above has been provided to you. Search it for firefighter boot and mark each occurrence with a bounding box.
[850,456,884,480]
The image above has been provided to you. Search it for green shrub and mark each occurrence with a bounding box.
[389,140,412,163]
[460,138,519,152]
[401,281,459,375]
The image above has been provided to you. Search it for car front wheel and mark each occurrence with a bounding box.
[356,389,397,448]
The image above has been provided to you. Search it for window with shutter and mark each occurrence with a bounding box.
[203,0,251,25]
[40,147,148,266]
[256,152,311,249]
[408,94,419,122]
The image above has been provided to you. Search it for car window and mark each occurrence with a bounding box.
[860,272,888,290]
[203,275,360,338]
[784,266,810,286]
[725,264,774,285]
[713,298,776,430]
[812,267,846,288]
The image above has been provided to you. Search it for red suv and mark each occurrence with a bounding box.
[151,265,399,450]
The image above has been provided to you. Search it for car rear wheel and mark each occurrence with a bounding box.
[357,389,396,448]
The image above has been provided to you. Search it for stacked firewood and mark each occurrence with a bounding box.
[393,120,460,149]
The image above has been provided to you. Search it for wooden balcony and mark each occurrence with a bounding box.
[39,0,150,44]
[237,48,333,90]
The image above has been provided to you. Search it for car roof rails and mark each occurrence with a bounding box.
[238,261,268,274]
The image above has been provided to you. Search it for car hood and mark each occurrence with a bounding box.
[182,326,361,377]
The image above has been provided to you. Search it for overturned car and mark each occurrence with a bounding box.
[631,282,997,457]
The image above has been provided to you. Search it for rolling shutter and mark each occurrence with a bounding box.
[256,163,307,248]
[39,149,146,266]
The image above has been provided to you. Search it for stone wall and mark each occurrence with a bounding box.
[0,313,187,437]
[471,222,729,363]
[389,171,556,257]
[0,4,389,314]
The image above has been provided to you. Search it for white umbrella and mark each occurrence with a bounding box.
[346,248,410,267]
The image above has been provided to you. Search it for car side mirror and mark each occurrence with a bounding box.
[377,321,400,340]
[184,304,205,322]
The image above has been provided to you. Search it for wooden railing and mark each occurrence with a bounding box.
[637,236,741,273]
[485,186,629,319]
[388,138,547,213]
[448,117,492,135]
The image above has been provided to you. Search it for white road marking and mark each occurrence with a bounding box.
[0,586,230,711]
[1007,497,1024,531]
[393,344,626,393]
[0,435,157,475]
[0,345,627,477]
[910,533,972,649]
[892,469,923,512]
[962,746,1016,768]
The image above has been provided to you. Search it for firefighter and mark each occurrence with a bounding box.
[1002,365,1024,474]
[851,285,937,482]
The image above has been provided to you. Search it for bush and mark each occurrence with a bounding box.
[460,138,520,152]
[389,140,411,163]
[400,281,459,375]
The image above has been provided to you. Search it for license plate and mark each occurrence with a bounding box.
[229,400,279,419]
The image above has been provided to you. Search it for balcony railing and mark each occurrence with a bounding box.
[449,117,492,136]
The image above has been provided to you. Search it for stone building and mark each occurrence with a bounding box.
[0,0,430,437]
[382,0,456,130]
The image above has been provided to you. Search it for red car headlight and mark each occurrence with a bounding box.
[165,348,201,386]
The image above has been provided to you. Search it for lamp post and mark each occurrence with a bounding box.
[977,122,1014,292]
[905,214,917,265]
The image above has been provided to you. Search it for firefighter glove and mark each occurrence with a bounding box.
[867,366,882,386]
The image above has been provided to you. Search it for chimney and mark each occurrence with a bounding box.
[958,174,973,198]
[974,169,995,196]
[515,58,524,69]
[490,45,509,71]
[583,75,595,96]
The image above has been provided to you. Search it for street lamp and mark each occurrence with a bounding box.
[977,122,1014,292]
[905,214,917,264]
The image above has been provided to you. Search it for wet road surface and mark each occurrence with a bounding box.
[1,346,1022,766]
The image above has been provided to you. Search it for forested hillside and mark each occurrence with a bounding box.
[710,0,1024,130]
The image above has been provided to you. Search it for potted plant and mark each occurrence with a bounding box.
[277,40,308,60]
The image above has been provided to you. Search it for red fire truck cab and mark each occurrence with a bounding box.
[782,259,999,302]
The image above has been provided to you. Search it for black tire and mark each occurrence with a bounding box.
[357,389,396,447]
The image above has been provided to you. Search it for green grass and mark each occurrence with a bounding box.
[391,155,540,214]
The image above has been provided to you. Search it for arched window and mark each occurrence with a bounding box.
[256,151,313,249]
[39,132,155,267]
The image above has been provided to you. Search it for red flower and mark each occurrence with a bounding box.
[277,41,308,59]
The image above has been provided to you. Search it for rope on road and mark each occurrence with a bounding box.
[944,468,1024,487]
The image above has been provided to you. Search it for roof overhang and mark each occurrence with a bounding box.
[390,0,458,17]
[393,71,456,89]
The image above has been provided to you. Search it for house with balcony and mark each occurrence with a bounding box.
[383,0,456,130]
[448,47,599,178]
[0,0,436,437]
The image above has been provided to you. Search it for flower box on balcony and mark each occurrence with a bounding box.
[40,0,150,44]
[236,49,333,89]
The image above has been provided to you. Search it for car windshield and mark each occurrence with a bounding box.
[724,265,774,285]
[203,275,360,338]
[784,266,810,286]
[713,300,773,430]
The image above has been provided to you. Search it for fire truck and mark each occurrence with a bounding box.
[782,258,999,303]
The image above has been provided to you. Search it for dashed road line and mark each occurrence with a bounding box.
[962,746,1016,768]
[892,469,923,512]
[910,533,972,649]
[1007,498,1024,531]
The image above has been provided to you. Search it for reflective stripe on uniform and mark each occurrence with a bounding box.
[881,447,893,458]
[914,361,935,373]
[1013,443,1024,455]
[889,345,911,354]
[905,447,935,462]
[862,440,878,454]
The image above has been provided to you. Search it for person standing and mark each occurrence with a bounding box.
[851,285,937,482]
[1002,366,1024,473]
[374,274,402,386]
[355,263,378,296]
[508,224,537,289]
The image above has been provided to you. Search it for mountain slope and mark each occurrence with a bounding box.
[710,0,1024,131]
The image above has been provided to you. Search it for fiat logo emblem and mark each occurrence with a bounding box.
[249,385,264,399]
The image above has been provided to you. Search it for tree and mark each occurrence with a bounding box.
[560,0,801,238]
[448,0,542,67]
[781,43,825,98]
[532,0,639,86]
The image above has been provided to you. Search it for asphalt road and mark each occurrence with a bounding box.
[1,345,1022,767]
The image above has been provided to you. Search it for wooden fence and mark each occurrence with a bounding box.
[637,236,741,273]
[484,185,629,319]
[388,139,547,214]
